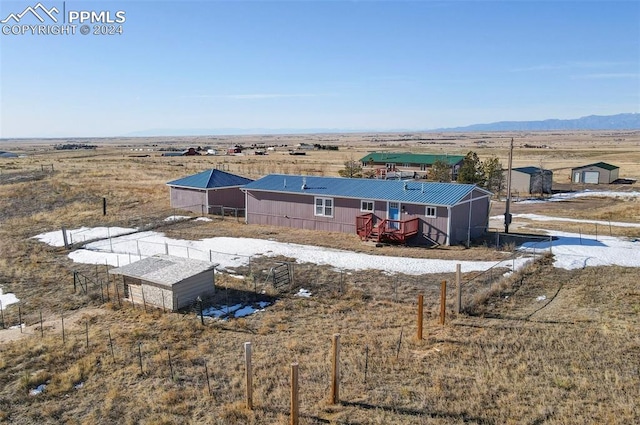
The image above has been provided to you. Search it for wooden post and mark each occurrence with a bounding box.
[103,197,107,215]
[141,286,147,312]
[245,342,253,409]
[456,264,462,315]
[138,342,143,375]
[167,349,174,380]
[108,330,115,363]
[290,363,299,425]
[0,300,4,329]
[330,333,340,404]
[204,361,212,396]
[439,280,447,326]
[364,345,369,384]
[18,306,22,333]
[417,294,424,340]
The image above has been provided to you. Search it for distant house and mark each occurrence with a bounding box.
[167,169,253,214]
[162,148,201,157]
[360,152,465,180]
[571,162,619,184]
[510,167,553,195]
[227,145,243,155]
[0,151,18,158]
[242,174,492,246]
[109,254,217,311]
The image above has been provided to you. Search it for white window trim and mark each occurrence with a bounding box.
[360,200,374,212]
[425,206,437,218]
[314,197,334,217]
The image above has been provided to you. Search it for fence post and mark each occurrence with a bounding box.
[204,361,212,396]
[138,342,143,375]
[62,227,69,249]
[439,280,447,326]
[18,306,22,333]
[330,333,340,404]
[456,264,462,314]
[245,342,253,409]
[290,363,299,425]
[416,295,424,340]
[0,300,4,329]
[141,286,147,312]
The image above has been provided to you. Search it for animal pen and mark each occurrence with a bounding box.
[108,254,218,311]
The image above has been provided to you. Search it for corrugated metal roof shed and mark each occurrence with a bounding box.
[572,162,619,171]
[109,255,217,287]
[167,169,253,189]
[360,152,465,165]
[513,166,552,175]
[243,174,491,206]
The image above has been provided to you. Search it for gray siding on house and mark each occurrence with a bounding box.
[246,189,488,246]
[170,187,207,213]
[246,191,359,233]
[448,190,490,245]
[207,187,246,210]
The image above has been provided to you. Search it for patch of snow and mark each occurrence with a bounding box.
[0,288,20,308]
[295,288,312,298]
[514,190,640,204]
[536,295,547,301]
[491,213,640,228]
[74,382,84,390]
[29,384,46,396]
[195,217,213,222]
[32,226,136,247]
[164,215,191,222]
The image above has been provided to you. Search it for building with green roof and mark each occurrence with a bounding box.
[359,152,465,180]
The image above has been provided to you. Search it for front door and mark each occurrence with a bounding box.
[388,202,400,229]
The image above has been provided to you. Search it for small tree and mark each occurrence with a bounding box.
[482,156,504,193]
[338,159,363,178]
[458,151,485,185]
[428,159,452,182]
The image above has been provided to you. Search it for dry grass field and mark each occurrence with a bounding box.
[0,131,639,424]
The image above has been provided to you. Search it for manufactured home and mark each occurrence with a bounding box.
[242,174,492,246]
[360,152,465,180]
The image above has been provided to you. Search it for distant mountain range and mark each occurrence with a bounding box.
[124,113,640,137]
[435,113,640,132]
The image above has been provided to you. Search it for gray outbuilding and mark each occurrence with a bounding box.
[109,254,217,311]
[510,166,553,195]
[571,162,619,184]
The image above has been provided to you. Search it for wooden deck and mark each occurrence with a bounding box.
[356,213,419,244]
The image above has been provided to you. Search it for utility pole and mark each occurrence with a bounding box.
[504,138,514,233]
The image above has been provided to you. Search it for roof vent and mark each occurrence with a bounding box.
[284,178,287,188]
[301,177,307,190]
[421,183,424,193]
[403,182,408,191]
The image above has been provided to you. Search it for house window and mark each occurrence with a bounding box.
[361,200,374,212]
[425,206,437,218]
[315,197,333,217]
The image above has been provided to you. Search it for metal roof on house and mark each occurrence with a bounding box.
[243,174,491,206]
[360,152,465,166]
[571,162,619,171]
[512,166,552,175]
[109,254,217,287]
[167,169,253,189]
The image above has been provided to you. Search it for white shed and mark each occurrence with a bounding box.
[109,255,217,311]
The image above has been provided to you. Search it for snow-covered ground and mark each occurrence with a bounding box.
[23,192,640,310]
[0,288,19,309]
[515,189,640,204]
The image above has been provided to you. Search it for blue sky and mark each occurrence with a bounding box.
[0,0,638,138]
